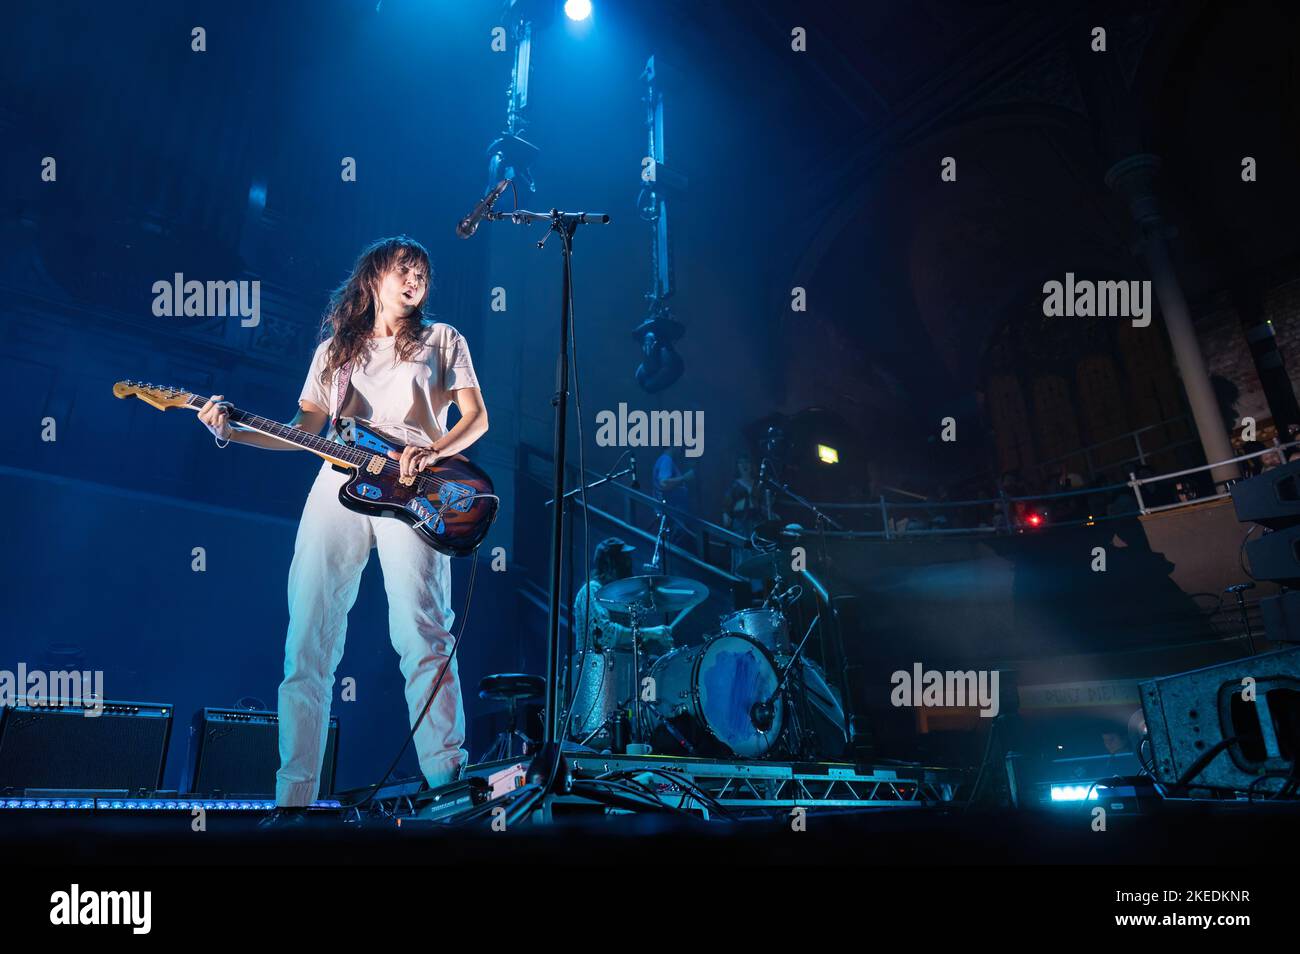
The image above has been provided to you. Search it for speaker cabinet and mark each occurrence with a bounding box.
[0,700,172,793]
[185,707,338,798]
[1245,526,1300,585]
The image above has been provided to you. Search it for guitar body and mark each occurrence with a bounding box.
[332,419,498,557]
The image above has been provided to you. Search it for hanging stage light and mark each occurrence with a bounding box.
[564,0,592,21]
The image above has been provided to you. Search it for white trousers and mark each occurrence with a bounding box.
[276,462,466,806]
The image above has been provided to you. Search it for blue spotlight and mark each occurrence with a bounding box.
[564,0,592,21]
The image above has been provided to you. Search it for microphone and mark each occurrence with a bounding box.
[750,700,775,733]
[772,584,801,607]
[629,453,639,491]
[456,179,511,239]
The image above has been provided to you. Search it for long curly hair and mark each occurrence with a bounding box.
[316,235,434,388]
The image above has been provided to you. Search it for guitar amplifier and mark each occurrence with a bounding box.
[185,707,339,798]
[0,700,172,793]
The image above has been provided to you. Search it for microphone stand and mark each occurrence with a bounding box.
[756,464,868,760]
[757,464,845,534]
[544,464,635,507]
[752,613,819,755]
[646,511,671,576]
[482,206,610,808]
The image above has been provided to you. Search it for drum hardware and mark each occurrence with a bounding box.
[766,583,802,611]
[654,712,697,755]
[774,652,847,754]
[647,509,671,575]
[627,600,649,744]
[750,612,823,758]
[749,503,865,758]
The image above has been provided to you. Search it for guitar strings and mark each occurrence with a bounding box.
[192,396,462,495]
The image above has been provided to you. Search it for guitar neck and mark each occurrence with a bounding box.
[184,396,368,468]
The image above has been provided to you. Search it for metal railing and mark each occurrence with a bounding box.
[541,438,1298,552]
[1128,439,1300,515]
[1035,413,1198,483]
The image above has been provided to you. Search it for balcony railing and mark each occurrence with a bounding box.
[559,439,1300,550]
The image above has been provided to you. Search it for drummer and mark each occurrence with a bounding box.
[574,537,674,655]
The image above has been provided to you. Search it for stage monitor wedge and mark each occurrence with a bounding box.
[1140,647,1300,792]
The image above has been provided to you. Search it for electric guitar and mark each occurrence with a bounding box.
[114,381,498,557]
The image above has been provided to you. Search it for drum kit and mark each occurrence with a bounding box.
[564,521,849,762]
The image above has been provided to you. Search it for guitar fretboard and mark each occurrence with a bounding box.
[185,396,373,468]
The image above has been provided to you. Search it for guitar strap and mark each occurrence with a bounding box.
[332,360,353,422]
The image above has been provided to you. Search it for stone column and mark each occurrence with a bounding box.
[1105,154,1240,485]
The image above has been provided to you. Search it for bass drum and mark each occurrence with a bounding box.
[648,634,784,758]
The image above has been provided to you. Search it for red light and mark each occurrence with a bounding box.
[1027,513,1043,527]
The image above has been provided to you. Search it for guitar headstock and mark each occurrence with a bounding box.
[113,380,195,411]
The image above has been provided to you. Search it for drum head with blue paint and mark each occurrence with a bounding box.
[696,635,782,757]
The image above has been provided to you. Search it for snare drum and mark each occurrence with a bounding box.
[647,634,784,758]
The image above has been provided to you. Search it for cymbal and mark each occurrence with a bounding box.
[734,545,818,580]
[751,520,807,545]
[596,575,709,614]
[735,549,785,580]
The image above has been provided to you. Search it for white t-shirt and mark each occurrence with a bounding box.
[298,322,480,448]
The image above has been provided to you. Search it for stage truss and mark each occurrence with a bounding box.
[450,754,965,821]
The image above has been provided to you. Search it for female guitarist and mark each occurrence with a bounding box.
[197,236,488,824]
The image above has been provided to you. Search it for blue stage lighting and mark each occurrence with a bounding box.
[564,0,592,21]
[1049,783,1099,802]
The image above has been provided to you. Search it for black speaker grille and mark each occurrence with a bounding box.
[0,706,170,791]
[190,711,337,797]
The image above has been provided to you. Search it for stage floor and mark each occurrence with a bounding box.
[5,795,1300,866]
